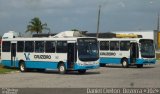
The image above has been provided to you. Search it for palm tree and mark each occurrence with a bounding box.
[26,17,49,34]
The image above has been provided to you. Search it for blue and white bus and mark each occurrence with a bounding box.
[1,34,99,74]
[98,38,156,68]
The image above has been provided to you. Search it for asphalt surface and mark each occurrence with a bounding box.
[0,62,160,88]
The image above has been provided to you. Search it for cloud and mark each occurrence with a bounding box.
[0,0,160,35]
[0,0,73,12]
[119,2,126,8]
[0,12,8,18]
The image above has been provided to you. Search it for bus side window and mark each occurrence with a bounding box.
[17,41,24,52]
[100,41,109,50]
[110,41,119,51]
[45,41,55,53]
[2,41,11,52]
[120,41,130,51]
[35,41,44,53]
[56,41,67,53]
[25,41,34,52]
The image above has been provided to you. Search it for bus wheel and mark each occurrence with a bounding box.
[78,70,86,74]
[58,63,66,74]
[122,59,129,68]
[137,64,143,68]
[100,63,106,67]
[37,69,45,72]
[19,62,27,72]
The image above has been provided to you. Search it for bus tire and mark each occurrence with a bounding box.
[137,64,143,68]
[19,62,27,72]
[78,70,86,74]
[121,59,129,68]
[58,63,66,74]
[37,69,45,72]
[100,63,106,67]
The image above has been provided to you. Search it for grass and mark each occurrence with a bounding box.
[0,65,18,74]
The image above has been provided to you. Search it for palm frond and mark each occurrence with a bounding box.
[25,17,49,34]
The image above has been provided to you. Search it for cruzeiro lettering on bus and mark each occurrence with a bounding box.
[100,52,116,56]
[34,55,51,59]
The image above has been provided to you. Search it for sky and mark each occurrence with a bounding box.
[0,0,160,36]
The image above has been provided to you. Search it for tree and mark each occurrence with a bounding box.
[26,17,49,34]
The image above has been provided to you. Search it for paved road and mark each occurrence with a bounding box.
[0,62,160,88]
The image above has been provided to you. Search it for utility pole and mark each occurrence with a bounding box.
[96,5,101,38]
[157,13,159,31]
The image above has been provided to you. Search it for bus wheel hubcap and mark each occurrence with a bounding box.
[123,61,127,66]
[60,66,64,72]
[21,64,24,71]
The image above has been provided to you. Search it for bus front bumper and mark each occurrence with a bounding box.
[74,63,99,70]
[136,58,156,65]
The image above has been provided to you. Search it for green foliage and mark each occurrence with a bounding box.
[26,17,49,34]
[0,65,18,74]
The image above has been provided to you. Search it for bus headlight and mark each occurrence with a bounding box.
[93,62,99,65]
[95,62,99,65]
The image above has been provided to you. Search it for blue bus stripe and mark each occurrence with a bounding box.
[1,60,99,70]
[100,58,122,64]
[100,57,156,65]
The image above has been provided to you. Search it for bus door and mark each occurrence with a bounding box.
[130,42,139,64]
[67,43,77,69]
[11,43,16,67]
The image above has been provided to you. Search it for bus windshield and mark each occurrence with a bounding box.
[139,39,155,58]
[78,38,99,61]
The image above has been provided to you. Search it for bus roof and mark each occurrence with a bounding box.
[2,37,96,41]
[98,38,152,41]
